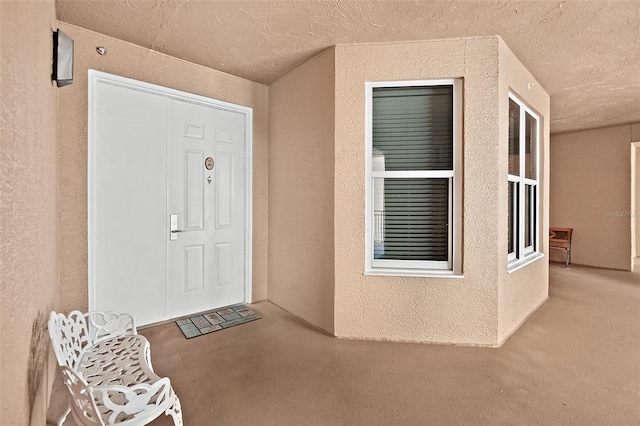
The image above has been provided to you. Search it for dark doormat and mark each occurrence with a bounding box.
[176,305,261,339]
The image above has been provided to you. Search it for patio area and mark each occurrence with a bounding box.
[48,261,640,425]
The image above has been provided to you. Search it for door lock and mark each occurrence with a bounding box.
[170,214,194,240]
[170,214,179,240]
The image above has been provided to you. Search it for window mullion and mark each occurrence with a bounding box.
[532,116,541,252]
[518,107,526,258]
[372,171,454,179]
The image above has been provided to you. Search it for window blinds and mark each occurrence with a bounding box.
[372,86,453,171]
[372,86,453,262]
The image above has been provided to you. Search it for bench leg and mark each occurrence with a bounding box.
[166,394,183,426]
[564,250,570,268]
[56,404,71,426]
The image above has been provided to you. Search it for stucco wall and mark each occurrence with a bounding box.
[636,148,640,260]
[633,143,638,260]
[268,49,336,333]
[0,1,59,424]
[57,23,269,312]
[632,124,640,144]
[334,37,507,346]
[497,40,550,344]
[634,124,640,259]
[550,124,637,271]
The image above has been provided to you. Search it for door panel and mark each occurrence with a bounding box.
[211,109,246,303]
[215,153,233,228]
[216,243,233,286]
[184,245,204,293]
[91,82,168,326]
[186,150,204,229]
[167,100,245,319]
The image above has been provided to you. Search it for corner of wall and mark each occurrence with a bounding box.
[497,39,551,341]
[267,48,336,334]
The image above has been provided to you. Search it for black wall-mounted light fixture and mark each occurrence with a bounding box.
[52,29,74,87]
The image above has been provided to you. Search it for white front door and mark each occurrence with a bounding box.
[89,71,251,326]
[166,99,246,319]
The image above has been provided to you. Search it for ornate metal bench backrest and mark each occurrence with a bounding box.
[48,311,137,370]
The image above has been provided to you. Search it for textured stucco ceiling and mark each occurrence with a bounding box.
[56,0,640,134]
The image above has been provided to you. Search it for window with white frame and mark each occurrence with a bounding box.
[508,93,540,267]
[365,79,462,276]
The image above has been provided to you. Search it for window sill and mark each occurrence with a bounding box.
[365,268,464,279]
[507,252,544,273]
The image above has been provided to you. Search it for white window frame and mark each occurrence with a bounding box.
[364,79,463,277]
[508,92,542,271]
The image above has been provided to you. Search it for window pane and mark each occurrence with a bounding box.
[525,112,537,179]
[374,178,449,261]
[524,184,536,249]
[372,86,453,171]
[508,99,520,175]
[508,181,518,255]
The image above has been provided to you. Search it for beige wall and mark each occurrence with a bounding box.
[636,147,640,259]
[497,40,551,343]
[57,23,269,312]
[633,143,638,260]
[0,1,59,424]
[634,124,640,259]
[268,49,336,333]
[550,124,637,271]
[331,37,548,346]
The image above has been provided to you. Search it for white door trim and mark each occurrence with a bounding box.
[88,69,253,313]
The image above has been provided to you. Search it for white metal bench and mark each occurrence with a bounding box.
[48,311,183,425]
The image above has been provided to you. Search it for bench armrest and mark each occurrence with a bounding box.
[60,365,176,426]
[91,378,174,425]
[59,366,103,425]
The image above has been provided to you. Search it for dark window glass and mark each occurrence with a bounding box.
[374,178,449,261]
[524,112,537,179]
[508,99,520,175]
[373,86,453,171]
[508,181,518,255]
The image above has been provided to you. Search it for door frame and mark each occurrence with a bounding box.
[88,70,253,314]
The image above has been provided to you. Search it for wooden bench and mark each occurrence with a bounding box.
[48,311,182,426]
[549,227,573,268]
